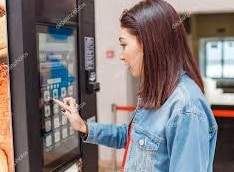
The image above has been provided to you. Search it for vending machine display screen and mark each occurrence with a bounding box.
[37,26,80,167]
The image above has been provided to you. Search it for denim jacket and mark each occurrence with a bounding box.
[85,73,218,172]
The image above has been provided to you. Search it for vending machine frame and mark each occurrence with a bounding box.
[7,0,98,171]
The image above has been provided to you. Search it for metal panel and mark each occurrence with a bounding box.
[77,0,99,171]
[7,0,42,171]
[36,0,78,26]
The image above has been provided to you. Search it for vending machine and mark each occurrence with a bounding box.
[199,38,234,171]
[7,0,99,171]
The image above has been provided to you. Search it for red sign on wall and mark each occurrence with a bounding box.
[106,50,115,58]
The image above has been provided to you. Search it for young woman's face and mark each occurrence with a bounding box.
[119,27,143,77]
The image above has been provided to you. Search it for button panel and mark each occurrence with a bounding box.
[54,130,61,143]
[53,115,60,129]
[45,134,52,147]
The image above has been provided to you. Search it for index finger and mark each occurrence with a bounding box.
[53,98,70,112]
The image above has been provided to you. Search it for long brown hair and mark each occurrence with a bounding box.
[120,0,204,109]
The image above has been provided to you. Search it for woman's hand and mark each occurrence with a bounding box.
[53,97,87,133]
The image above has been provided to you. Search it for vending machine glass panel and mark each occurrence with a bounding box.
[223,41,234,78]
[205,41,222,78]
[37,25,80,168]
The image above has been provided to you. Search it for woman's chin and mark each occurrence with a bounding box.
[129,69,141,78]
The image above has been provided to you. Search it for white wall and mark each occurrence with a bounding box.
[119,0,234,13]
[167,0,234,13]
[94,0,136,168]
[95,0,234,170]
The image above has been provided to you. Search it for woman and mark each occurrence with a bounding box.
[54,0,218,171]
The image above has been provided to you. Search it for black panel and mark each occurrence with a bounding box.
[7,0,42,171]
[212,105,234,110]
[77,0,99,171]
[216,79,234,93]
[36,0,77,26]
[212,105,234,172]
[214,117,234,172]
